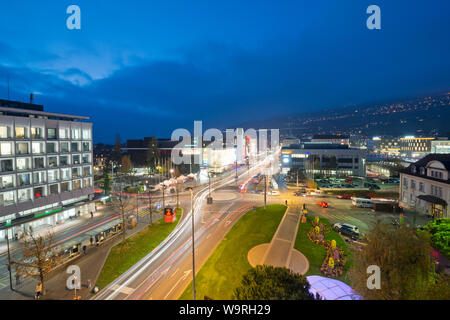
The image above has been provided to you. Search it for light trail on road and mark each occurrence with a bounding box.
[93,154,271,300]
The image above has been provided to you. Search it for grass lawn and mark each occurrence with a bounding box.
[95,210,182,290]
[179,204,286,300]
[294,215,353,284]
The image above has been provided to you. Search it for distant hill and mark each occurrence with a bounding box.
[236,93,450,138]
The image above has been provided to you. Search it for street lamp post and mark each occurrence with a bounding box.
[136,190,139,217]
[185,187,196,300]
[147,180,153,226]
[208,172,211,198]
[162,185,165,210]
[176,183,179,209]
[264,174,267,210]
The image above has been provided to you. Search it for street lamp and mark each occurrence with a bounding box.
[185,186,196,300]
[146,180,153,226]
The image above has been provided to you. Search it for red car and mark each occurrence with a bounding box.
[338,195,352,199]
[317,201,329,208]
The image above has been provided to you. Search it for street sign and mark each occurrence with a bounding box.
[157,203,162,210]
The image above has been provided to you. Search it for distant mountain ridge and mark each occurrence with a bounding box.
[235,92,450,138]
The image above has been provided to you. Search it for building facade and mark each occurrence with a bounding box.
[280,143,367,177]
[431,139,450,154]
[0,100,94,239]
[398,154,450,218]
[311,134,350,145]
[373,136,436,158]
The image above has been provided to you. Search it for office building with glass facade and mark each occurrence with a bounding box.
[0,99,94,239]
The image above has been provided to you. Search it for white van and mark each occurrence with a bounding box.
[352,198,373,208]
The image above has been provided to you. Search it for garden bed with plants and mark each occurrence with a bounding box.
[307,216,347,278]
[295,216,353,284]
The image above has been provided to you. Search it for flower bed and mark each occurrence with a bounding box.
[307,217,347,278]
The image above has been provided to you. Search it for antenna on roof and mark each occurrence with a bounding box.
[7,74,10,100]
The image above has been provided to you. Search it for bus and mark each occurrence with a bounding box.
[352,198,373,208]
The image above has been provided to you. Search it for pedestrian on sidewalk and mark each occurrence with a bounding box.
[90,211,94,219]
[90,236,94,246]
[82,245,87,255]
[35,282,42,299]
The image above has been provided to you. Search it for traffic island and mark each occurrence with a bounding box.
[247,206,309,275]
[179,204,286,300]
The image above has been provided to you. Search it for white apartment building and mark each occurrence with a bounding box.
[399,154,450,218]
[0,99,94,239]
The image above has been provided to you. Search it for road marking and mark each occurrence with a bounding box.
[164,269,191,300]
[111,284,135,295]
[169,267,179,278]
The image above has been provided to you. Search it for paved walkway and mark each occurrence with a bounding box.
[0,212,162,300]
[248,206,309,275]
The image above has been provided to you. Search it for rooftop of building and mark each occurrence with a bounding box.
[0,98,89,121]
[282,143,352,150]
[312,134,349,140]
[399,154,450,184]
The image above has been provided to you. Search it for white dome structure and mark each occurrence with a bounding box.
[306,275,362,300]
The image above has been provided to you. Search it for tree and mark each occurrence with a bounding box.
[120,155,132,174]
[349,222,450,300]
[419,218,450,258]
[110,180,133,243]
[111,134,122,170]
[15,231,62,295]
[102,161,111,194]
[233,265,317,300]
[146,136,160,173]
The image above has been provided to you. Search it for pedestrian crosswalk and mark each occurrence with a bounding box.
[0,273,11,289]
[137,209,150,217]
[315,212,363,225]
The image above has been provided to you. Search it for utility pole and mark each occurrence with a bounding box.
[176,183,179,209]
[162,185,165,210]
[185,187,196,300]
[296,170,299,187]
[148,182,153,226]
[235,158,238,186]
[207,171,213,205]
[264,175,267,210]
[136,190,139,217]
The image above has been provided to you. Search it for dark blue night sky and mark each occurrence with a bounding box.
[0,1,449,143]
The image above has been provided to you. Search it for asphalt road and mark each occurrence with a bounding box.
[92,154,276,300]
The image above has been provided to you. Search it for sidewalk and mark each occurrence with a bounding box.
[0,209,108,255]
[0,212,161,300]
[248,206,309,275]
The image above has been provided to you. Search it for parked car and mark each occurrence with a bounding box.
[268,190,280,196]
[317,201,329,208]
[333,223,360,240]
[338,194,352,199]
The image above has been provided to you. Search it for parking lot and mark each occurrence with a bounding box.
[315,176,399,191]
[282,190,430,237]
